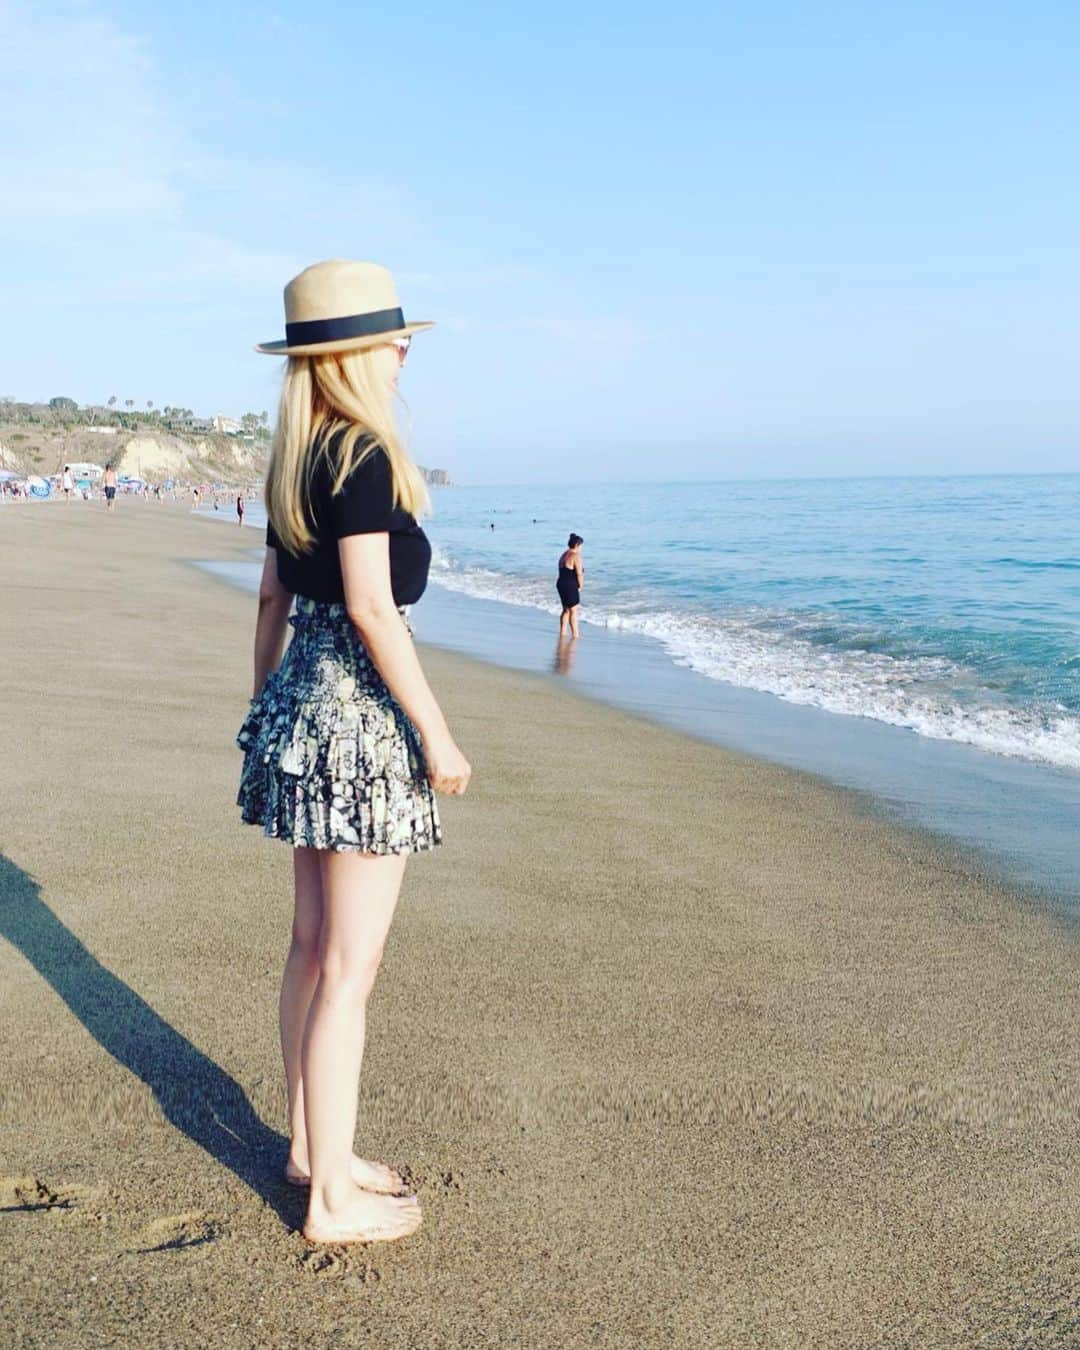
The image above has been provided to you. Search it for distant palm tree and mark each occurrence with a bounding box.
[125,399,133,409]
[107,395,117,408]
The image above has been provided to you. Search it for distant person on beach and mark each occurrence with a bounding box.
[61,465,74,501]
[235,260,470,1249]
[103,464,117,512]
[236,493,245,527]
[557,533,585,638]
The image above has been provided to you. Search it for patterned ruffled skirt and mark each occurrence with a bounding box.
[235,596,442,854]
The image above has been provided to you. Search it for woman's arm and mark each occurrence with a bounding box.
[251,548,293,699]
[339,533,470,794]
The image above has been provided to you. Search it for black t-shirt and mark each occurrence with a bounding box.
[265,436,431,606]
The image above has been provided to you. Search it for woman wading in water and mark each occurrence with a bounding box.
[556,533,585,638]
[236,260,471,1246]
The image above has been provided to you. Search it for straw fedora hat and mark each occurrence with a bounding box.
[255,259,434,356]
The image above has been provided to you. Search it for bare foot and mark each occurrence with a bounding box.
[284,1153,406,1195]
[302,1184,423,1246]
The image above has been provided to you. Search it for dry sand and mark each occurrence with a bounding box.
[1,499,1078,1348]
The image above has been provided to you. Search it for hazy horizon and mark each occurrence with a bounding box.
[444,467,1080,488]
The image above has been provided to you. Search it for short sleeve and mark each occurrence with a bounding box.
[327,445,395,539]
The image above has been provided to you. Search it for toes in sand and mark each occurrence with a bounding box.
[302,1187,422,1246]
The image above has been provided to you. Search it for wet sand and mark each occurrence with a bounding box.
[1,500,1078,1348]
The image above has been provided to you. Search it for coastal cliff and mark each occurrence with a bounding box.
[0,416,452,487]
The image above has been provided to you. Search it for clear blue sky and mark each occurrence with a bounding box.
[3,1,1078,483]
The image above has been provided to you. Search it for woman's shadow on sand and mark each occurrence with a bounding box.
[0,853,298,1225]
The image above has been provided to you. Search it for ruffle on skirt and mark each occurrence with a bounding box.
[235,598,442,854]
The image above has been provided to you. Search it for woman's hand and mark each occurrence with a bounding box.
[423,732,472,795]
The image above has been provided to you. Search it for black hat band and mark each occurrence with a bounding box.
[284,307,405,346]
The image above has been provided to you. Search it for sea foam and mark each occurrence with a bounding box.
[430,550,1080,771]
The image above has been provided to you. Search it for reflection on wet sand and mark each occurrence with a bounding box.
[553,634,578,675]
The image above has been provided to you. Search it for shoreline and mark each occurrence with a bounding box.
[415,584,1080,916]
[200,512,1080,915]
[2,500,1079,1346]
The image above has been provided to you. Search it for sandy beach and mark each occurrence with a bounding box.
[1,500,1078,1347]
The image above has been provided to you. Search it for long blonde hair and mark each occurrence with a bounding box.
[264,346,430,555]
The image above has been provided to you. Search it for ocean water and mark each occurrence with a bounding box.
[413,474,1080,773]
[239,474,1080,772]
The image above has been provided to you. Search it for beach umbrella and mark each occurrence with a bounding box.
[27,475,51,499]
[0,469,19,481]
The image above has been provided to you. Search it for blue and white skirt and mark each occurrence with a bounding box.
[235,596,442,854]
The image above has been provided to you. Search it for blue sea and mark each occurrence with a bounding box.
[420,473,1080,772]
[204,471,1080,905]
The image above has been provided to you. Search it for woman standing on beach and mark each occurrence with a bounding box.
[236,260,471,1247]
[556,533,585,638]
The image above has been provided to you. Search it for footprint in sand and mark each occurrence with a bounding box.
[296,1247,345,1277]
[131,1211,223,1256]
[295,1248,382,1286]
[0,1174,107,1222]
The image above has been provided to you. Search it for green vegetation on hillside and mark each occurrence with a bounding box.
[0,396,452,486]
[4,396,271,440]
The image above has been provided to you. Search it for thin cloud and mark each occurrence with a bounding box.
[1,4,185,222]
[0,4,414,297]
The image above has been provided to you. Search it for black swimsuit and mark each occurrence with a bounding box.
[556,559,580,608]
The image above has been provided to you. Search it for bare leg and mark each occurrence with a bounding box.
[279,846,323,1155]
[569,603,581,638]
[559,606,571,638]
[279,846,405,1195]
[301,849,422,1245]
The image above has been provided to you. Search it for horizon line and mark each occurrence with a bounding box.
[444,467,1080,489]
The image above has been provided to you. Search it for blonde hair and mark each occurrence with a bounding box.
[264,346,430,555]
